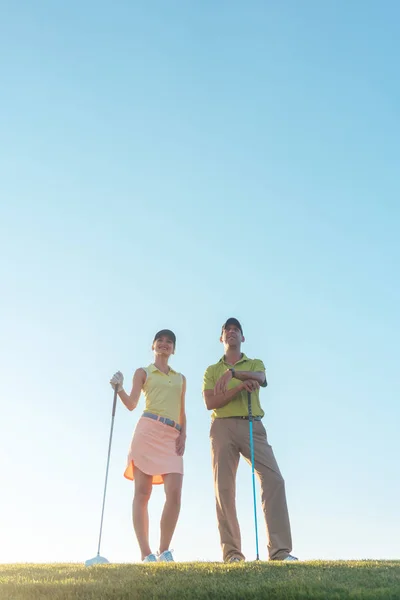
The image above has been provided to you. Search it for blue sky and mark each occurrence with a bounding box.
[1,0,399,563]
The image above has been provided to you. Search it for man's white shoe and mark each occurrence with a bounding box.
[158,549,174,562]
[283,554,298,561]
[228,557,243,563]
[143,553,157,563]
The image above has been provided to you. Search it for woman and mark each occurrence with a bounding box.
[110,329,186,563]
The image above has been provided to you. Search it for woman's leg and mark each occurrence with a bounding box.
[132,467,153,559]
[159,473,183,554]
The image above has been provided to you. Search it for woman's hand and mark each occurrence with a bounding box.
[110,371,124,392]
[175,432,186,456]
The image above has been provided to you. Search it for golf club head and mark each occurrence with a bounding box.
[85,554,110,567]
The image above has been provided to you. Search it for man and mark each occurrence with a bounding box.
[202,318,297,562]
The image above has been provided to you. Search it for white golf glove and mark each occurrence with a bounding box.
[110,371,124,392]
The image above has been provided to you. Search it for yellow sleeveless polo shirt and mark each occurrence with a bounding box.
[142,363,183,423]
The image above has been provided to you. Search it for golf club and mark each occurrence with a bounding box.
[85,387,118,567]
[247,391,260,560]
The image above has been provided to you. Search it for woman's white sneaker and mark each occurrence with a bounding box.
[158,549,174,562]
[143,553,157,563]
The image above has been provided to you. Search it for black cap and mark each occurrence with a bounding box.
[153,329,176,345]
[221,318,243,334]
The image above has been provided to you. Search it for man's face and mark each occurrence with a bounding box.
[220,324,244,347]
[153,335,175,356]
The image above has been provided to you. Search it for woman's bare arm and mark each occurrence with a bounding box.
[118,368,146,411]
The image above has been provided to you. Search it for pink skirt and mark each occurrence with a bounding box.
[124,416,184,485]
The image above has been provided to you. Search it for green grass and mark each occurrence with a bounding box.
[1,562,399,600]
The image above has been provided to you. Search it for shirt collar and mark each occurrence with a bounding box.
[148,363,177,375]
[219,353,249,366]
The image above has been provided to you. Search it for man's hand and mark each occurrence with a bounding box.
[241,379,260,393]
[214,370,233,394]
[110,371,124,392]
[176,432,186,456]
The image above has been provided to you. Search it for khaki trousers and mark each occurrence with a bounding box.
[210,417,292,561]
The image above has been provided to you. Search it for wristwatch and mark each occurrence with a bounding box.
[229,368,235,378]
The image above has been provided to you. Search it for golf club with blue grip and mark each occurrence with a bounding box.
[248,391,260,560]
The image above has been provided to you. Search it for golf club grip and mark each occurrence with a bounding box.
[247,391,253,418]
[112,387,118,417]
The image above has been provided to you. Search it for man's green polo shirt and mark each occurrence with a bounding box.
[202,354,267,419]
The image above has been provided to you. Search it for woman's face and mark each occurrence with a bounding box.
[152,335,175,357]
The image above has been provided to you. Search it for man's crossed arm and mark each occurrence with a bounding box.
[204,370,266,411]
